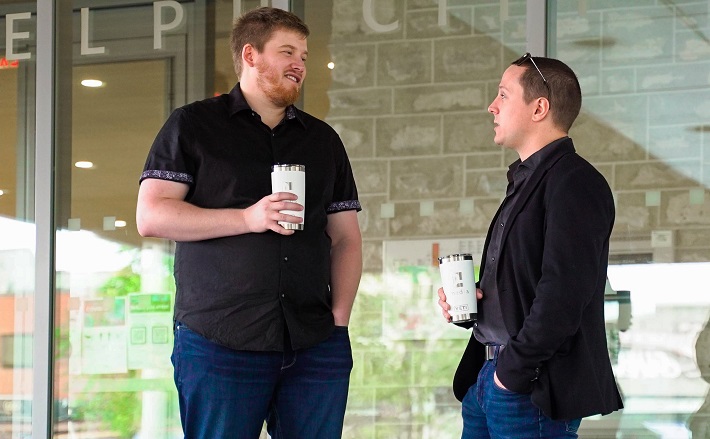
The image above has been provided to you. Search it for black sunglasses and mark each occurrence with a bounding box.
[513,52,549,94]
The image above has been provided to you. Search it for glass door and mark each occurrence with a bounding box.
[52,2,199,437]
[0,2,36,437]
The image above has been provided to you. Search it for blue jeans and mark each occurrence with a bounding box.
[462,360,581,439]
[172,322,353,439]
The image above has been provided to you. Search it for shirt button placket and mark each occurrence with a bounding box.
[281,255,288,298]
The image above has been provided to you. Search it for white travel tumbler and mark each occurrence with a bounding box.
[438,253,477,323]
[271,164,305,230]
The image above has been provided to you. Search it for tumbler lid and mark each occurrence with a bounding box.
[438,253,473,264]
[272,164,305,172]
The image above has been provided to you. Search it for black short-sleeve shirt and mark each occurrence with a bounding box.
[140,84,360,351]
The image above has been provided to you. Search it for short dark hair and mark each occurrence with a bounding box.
[230,7,310,78]
[513,55,582,132]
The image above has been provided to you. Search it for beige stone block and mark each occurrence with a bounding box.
[331,0,404,42]
[466,153,503,170]
[377,41,432,85]
[405,8,472,39]
[389,199,499,237]
[434,36,501,83]
[395,84,486,113]
[406,0,437,9]
[677,228,710,248]
[570,114,646,162]
[444,112,496,153]
[594,164,614,189]
[390,157,462,200]
[473,4,503,34]
[358,195,389,239]
[466,170,507,197]
[362,240,383,272]
[329,45,375,88]
[615,161,699,191]
[375,116,441,157]
[678,249,710,263]
[327,88,393,117]
[329,118,374,158]
[351,160,388,194]
[662,190,710,226]
[613,192,658,233]
[503,148,518,165]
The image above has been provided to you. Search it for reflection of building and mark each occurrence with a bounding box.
[605,278,632,364]
[0,293,70,427]
[688,317,710,437]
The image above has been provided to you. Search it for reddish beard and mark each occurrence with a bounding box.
[256,59,301,107]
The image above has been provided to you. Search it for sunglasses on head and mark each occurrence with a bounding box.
[513,52,550,94]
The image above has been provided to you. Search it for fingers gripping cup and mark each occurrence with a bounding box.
[438,254,477,323]
[271,164,305,230]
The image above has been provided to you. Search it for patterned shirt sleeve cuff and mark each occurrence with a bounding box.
[140,170,194,185]
[327,200,362,213]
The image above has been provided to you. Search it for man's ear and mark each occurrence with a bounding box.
[242,44,256,68]
[531,97,550,122]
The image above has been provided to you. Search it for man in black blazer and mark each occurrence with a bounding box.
[438,54,623,438]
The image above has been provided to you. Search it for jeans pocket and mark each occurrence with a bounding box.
[492,381,517,394]
[171,323,182,388]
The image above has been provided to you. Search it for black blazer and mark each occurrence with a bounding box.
[453,138,623,420]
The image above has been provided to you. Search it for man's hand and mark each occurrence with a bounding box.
[437,287,483,322]
[494,371,509,391]
[243,192,304,234]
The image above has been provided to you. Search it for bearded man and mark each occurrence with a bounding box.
[136,7,362,439]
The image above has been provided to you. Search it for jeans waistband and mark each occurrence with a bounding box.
[485,344,504,361]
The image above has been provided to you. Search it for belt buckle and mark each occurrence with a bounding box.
[485,345,497,361]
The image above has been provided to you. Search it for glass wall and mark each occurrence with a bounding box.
[551,1,710,437]
[0,2,36,438]
[4,0,710,437]
[308,1,529,437]
[52,2,193,437]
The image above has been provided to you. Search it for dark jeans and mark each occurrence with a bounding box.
[172,322,352,439]
[462,360,581,439]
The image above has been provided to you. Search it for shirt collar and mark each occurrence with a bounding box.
[227,83,306,128]
[507,136,570,182]
[510,136,569,170]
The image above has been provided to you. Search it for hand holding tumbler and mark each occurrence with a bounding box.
[438,254,477,323]
[271,164,305,230]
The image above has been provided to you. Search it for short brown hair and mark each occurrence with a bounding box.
[513,55,582,132]
[230,7,310,78]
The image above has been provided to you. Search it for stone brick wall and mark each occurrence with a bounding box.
[327,0,529,277]
[553,2,710,263]
[327,0,710,270]
[322,1,710,437]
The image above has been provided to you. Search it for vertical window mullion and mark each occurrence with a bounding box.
[526,0,548,56]
[34,1,56,438]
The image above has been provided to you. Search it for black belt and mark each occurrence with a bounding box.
[485,344,504,361]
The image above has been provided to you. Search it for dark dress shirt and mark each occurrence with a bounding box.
[475,140,561,346]
[140,84,360,352]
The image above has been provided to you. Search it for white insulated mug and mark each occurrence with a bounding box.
[271,164,305,230]
[438,253,477,323]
